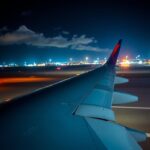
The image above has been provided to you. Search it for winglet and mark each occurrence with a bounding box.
[106,39,122,66]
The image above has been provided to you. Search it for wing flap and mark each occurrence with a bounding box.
[75,104,115,121]
[126,127,147,142]
[86,118,143,150]
[74,88,115,121]
[112,91,138,104]
[114,76,129,84]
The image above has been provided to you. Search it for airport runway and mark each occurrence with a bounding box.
[114,68,150,149]
[0,65,150,149]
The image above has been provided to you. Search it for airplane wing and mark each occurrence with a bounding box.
[0,40,147,150]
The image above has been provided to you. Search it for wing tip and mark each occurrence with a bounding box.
[106,39,122,66]
[118,39,122,45]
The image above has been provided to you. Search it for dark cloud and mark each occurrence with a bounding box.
[21,10,32,16]
[62,31,70,35]
[0,26,8,32]
[0,25,109,52]
[72,45,109,52]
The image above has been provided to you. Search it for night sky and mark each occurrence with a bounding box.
[0,0,150,64]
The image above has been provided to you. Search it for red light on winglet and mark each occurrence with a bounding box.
[106,39,122,65]
[111,43,120,57]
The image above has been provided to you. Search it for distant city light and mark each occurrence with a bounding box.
[120,59,130,67]
[125,55,128,59]
[0,55,150,68]
[136,55,140,59]
[37,63,46,67]
[85,56,89,61]
[69,58,73,61]
[120,56,130,67]
[56,67,61,70]
[93,60,99,64]
[138,60,143,64]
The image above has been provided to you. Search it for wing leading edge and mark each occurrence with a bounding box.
[0,40,147,150]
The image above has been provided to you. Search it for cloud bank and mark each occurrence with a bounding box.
[0,25,107,52]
